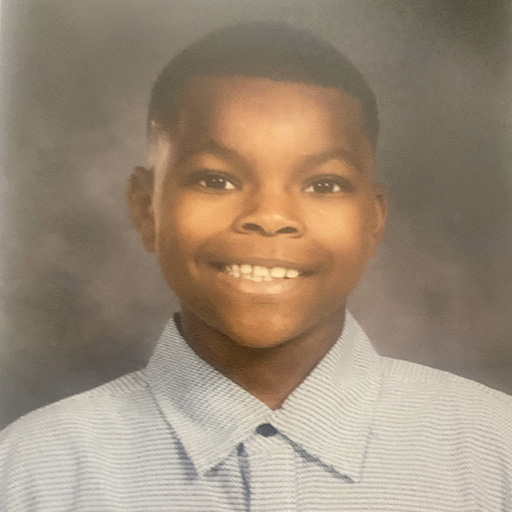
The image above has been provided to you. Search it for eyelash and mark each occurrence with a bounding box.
[303,175,354,195]
[189,171,239,191]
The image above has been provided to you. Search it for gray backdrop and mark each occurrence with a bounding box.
[1,0,511,429]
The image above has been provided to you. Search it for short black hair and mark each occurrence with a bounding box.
[148,22,379,144]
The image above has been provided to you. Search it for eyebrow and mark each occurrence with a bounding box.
[175,139,251,170]
[299,147,362,173]
[176,139,361,174]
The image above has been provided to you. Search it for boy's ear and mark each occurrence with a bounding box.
[369,183,388,254]
[127,166,156,253]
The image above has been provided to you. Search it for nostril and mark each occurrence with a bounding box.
[242,223,262,232]
[277,226,298,234]
[240,222,300,236]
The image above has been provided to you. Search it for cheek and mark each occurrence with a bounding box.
[156,194,234,261]
[310,202,372,255]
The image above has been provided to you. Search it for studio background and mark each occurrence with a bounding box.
[1,0,511,429]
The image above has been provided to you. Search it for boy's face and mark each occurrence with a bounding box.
[129,76,386,348]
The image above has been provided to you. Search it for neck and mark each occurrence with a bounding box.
[178,308,346,409]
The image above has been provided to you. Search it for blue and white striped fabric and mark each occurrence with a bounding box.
[1,312,511,511]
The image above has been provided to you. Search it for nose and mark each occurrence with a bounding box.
[232,190,305,237]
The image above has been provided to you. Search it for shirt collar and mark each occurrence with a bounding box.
[143,315,272,475]
[143,312,382,481]
[271,313,382,482]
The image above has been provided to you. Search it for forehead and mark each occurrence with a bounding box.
[174,75,368,146]
[149,75,375,178]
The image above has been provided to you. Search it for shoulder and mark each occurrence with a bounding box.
[378,355,512,442]
[0,370,152,460]
[365,356,512,506]
[0,371,180,509]
[380,354,512,403]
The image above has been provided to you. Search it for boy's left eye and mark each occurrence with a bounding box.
[304,176,351,194]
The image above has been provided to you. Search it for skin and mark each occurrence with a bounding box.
[128,76,387,409]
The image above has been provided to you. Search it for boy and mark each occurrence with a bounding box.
[1,22,511,511]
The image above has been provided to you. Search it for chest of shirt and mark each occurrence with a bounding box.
[14,431,480,512]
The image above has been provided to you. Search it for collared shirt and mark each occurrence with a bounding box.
[1,312,511,511]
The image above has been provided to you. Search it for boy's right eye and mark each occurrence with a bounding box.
[189,171,238,190]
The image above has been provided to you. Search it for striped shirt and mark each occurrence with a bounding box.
[1,312,511,511]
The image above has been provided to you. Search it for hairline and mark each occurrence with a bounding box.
[147,72,378,149]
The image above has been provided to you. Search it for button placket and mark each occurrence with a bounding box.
[244,430,297,512]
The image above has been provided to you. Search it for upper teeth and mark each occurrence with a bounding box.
[225,264,300,281]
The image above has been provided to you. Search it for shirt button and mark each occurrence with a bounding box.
[256,423,277,437]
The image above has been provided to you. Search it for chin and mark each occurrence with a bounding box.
[220,312,308,350]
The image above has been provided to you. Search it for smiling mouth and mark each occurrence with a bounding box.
[210,262,308,282]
